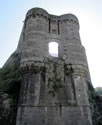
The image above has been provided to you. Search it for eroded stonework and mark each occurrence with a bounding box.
[16,7,92,125]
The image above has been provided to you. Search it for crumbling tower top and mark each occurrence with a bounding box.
[25,7,79,26]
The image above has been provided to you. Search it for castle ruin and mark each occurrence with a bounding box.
[16,7,92,125]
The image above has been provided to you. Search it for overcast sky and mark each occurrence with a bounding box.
[0,0,102,88]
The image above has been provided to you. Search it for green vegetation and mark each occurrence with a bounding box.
[88,83,102,125]
[0,52,21,95]
[0,64,20,93]
[0,52,21,125]
[95,87,102,96]
[45,58,64,97]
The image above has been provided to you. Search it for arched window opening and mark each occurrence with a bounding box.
[49,42,59,57]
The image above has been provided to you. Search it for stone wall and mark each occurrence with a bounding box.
[16,7,92,125]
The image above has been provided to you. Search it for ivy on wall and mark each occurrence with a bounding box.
[46,60,64,97]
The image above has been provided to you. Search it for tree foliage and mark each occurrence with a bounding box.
[88,83,102,125]
[0,52,21,125]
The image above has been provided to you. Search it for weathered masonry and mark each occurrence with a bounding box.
[16,8,92,125]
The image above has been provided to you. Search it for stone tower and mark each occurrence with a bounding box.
[16,8,92,125]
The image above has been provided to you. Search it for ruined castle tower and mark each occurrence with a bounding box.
[16,8,92,125]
